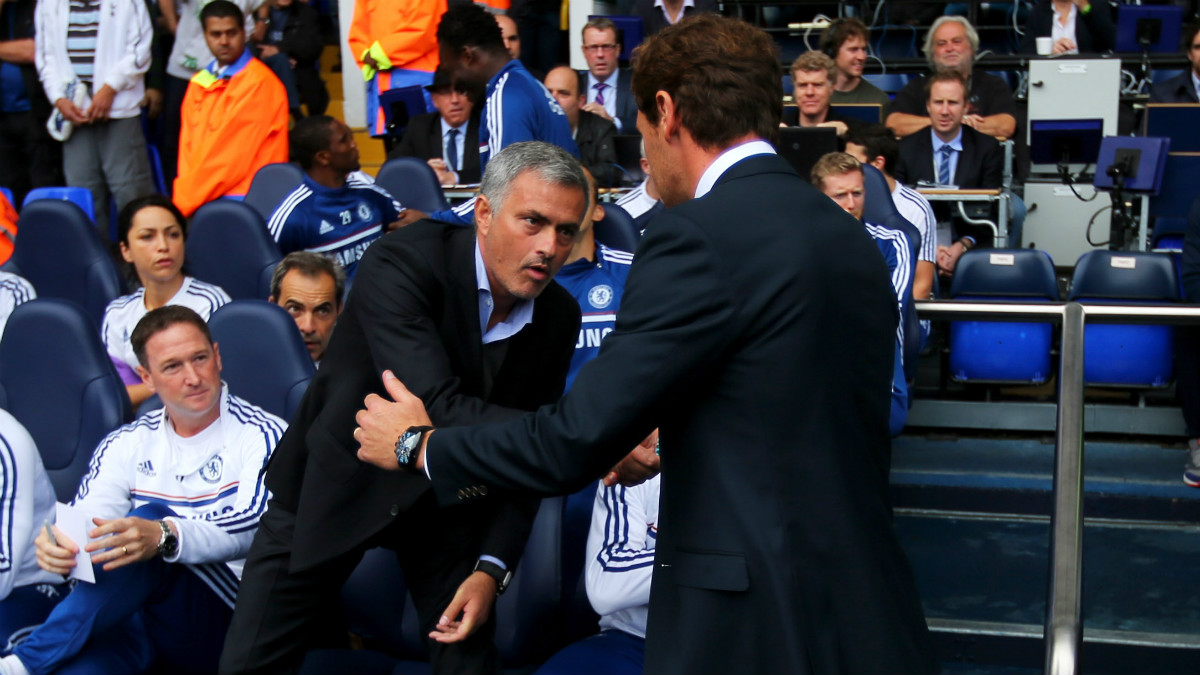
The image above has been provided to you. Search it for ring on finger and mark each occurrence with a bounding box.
[122,545,128,555]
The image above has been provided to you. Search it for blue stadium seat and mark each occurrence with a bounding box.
[187,200,281,300]
[1069,250,1179,387]
[147,143,167,195]
[594,202,639,253]
[244,162,306,222]
[862,164,922,381]
[949,249,1059,384]
[375,157,450,214]
[0,299,131,500]
[22,186,95,220]
[13,200,126,326]
[0,187,12,206]
[206,300,314,420]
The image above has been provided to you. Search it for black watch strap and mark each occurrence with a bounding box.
[473,559,513,595]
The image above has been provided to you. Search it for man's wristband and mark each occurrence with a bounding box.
[473,559,513,595]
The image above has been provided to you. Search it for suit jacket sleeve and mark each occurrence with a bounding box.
[979,137,1004,188]
[390,114,436,162]
[425,208,742,502]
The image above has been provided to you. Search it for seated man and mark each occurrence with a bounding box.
[894,70,1005,274]
[790,51,862,139]
[614,140,664,233]
[1149,23,1200,104]
[174,0,289,217]
[812,152,911,436]
[0,305,286,675]
[389,66,483,185]
[269,251,345,366]
[577,18,637,134]
[545,65,618,188]
[821,18,891,107]
[846,124,937,303]
[885,16,1018,142]
[268,115,405,278]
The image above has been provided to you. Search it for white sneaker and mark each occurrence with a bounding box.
[1183,439,1200,488]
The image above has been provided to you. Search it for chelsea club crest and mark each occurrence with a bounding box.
[588,285,614,309]
[357,202,373,221]
[200,456,224,483]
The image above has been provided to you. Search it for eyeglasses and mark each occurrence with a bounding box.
[583,44,619,53]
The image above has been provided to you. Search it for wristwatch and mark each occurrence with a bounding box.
[395,425,434,472]
[156,519,178,558]
[473,559,513,595]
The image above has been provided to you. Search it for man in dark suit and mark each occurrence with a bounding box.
[634,0,718,36]
[389,67,483,184]
[354,14,937,674]
[578,17,638,134]
[545,65,618,187]
[1150,23,1200,103]
[218,142,588,675]
[895,70,1003,269]
[1018,0,1115,55]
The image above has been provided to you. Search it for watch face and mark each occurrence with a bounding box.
[397,429,421,466]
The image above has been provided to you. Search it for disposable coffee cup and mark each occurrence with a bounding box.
[1036,37,1053,55]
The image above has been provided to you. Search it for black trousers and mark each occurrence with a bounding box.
[218,493,501,675]
[0,109,63,206]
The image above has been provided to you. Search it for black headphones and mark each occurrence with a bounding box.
[820,18,844,58]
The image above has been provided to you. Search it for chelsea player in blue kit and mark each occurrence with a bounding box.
[268,116,405,278]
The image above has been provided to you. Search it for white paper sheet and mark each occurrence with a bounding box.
[54,502,96,584]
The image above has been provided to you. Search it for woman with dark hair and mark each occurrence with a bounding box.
[100,194,230,407]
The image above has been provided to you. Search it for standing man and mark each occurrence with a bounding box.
[578,17,637,134]
[348,0,443,140]
[820,17,891,107]
[220,142,588,675]
[495,14,521,62]
[1,0,62,206]
[35,0,156,231]
[545,65,618,187]
[174,0,288,217]
[267,115,404,278]
[269,251,345,366]
[354,14,937,674]
[1149,23,1200,103]
[885,15,1018,141]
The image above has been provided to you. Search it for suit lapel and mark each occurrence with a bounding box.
[446,228,485,389]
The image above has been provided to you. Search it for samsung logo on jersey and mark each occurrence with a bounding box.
[576,327,614,349]
[336,240,375,267]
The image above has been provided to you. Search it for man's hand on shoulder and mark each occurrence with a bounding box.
[429,570,497,643]
[85,516,170,571]
[355,370,433,471]
[581,101,613,122]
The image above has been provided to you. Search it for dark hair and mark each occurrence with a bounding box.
[117,194,188,246]
[200,0,245,29]
[924,69,967,101]
[845,124,899,175]
[291,115,337,170]
[1183,23,1200,52]
[819,17,869,58]
[130,305,213,368]
[271,251,346,307]
[632,14,782,150]
[437,4,504,56]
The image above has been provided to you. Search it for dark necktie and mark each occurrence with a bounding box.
[447,128,459,172]
[938,144,954,185]
[594,82,607,107]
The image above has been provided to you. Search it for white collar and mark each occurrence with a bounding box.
[694,140,776,198]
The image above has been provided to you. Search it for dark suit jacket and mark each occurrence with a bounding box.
[635,0,719,35]
[424,154,937,673]
[1150,71,1200,104]
[577,67,638,134]
[575,109,618,187]
[1018,0,1115,54]
[894,126,1004,246]
[264,220,579,572]
[389,112,483,184]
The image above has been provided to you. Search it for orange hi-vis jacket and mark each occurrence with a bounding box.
[349,0,444,135]
[174,50,288,217]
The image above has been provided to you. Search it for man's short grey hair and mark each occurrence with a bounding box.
[479,141,588,216]
[270,251,347,307]
[923,16,979,70]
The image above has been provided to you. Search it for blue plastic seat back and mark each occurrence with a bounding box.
[22,186,95,220]
[13,200,126,326]
[244,163,306,222]
[147,143,167,195]
[188,200,281,301]
[594,202,639,254]
[1069,250,1179,386]
[207,301,314,421]
[0,299,131,500]
[949,249,1059,383]
[375,157,450,214]
[863,72,910,94]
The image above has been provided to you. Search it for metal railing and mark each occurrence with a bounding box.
[913,299,1200,675]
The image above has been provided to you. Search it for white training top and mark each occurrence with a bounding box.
[100,276,230,371]
[586,474,660,639]
[0,271,36,342]
[0,409,61,600]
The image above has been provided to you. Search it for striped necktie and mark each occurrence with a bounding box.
[937,144,954,185]
[594,82,607,107]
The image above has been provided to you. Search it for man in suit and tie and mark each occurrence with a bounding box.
[353,14,937,675]
[895,69,1003,272]
[1150,23,1200,104]
[545,66,618,187]
[219,142,588,675]
[578,17,638,135]
[389,67,483,185]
